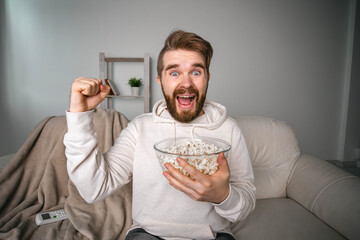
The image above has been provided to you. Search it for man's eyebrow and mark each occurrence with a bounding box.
[164,63,205,72]
[192,63,205,69]
[165,64,179,72]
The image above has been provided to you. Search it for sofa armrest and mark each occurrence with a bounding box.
[287,154,360,240]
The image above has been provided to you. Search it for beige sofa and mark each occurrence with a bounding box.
[0,113,359,239]
[231,116,360,240]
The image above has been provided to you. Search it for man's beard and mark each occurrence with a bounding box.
[163,86,206,123]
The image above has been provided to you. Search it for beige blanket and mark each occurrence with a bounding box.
[0,108,132,240]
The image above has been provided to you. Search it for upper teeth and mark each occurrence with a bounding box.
[179,96,192,98]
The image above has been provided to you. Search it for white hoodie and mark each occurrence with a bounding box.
[64,99,256,240]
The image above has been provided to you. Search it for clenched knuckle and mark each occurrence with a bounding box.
[203,181,212,188]
[197,188,207,196]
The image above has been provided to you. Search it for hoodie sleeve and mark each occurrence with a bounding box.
[63,110,135,203]
[212,122,256,222]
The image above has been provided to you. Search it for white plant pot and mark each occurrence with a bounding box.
[131,87,140,96]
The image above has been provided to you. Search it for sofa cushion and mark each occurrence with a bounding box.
[235,117,300,199]
[288,155,360,240]
[231,198,345,240]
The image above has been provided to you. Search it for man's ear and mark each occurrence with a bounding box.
[156,76,161,85]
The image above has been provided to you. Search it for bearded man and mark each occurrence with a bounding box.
[64,30,256,240]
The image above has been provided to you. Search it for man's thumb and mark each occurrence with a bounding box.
[218,152,229,171]
[99,84,110,99]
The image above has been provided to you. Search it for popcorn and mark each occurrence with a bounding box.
[158,139,223,176]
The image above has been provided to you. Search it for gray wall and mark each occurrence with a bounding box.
[0,0,356,162]
[344,0,360,162]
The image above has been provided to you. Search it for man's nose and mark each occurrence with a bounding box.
[179,74,194,88]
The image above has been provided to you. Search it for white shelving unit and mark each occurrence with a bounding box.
[99,52,151,113]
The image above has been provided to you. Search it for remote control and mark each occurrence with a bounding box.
[35,209,68,225]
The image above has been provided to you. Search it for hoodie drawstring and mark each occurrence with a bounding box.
[191,126,196,140]
[172,123,196,143]
[173,122,176,146]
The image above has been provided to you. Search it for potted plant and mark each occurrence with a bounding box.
[128,77,143,96]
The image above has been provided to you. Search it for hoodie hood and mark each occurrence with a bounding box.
[152,99,227,131]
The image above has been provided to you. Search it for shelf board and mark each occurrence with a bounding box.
[105,57,144,63]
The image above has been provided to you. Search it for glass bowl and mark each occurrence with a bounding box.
[154,137,231,176]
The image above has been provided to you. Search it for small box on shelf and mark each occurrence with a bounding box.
[105,79,120,96]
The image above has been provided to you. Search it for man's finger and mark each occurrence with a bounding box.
[165,162,196,185]
[163,165,199,199]
[176,157,204,182]
[73,78,101,96]
[83,80,100,96]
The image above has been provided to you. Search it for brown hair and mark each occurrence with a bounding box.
[157,30,213,79]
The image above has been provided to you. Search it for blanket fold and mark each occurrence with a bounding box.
[0,108,132,240]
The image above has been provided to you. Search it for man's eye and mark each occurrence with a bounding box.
[171,72,179,77]
[192,71,201,76]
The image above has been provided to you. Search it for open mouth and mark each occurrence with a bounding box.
[176,94,196,109]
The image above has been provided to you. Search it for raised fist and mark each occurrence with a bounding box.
[69,77,110,112]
